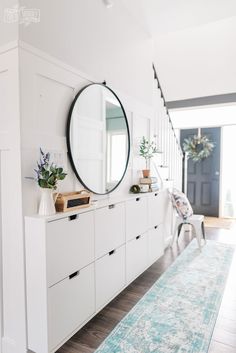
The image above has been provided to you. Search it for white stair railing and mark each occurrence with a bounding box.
[152,64,183,191]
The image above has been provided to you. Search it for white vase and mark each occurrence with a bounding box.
[38,188,56,216]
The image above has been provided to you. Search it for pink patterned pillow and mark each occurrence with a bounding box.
[170,188,193,220]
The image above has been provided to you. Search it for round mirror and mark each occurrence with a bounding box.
[67,83,130,194]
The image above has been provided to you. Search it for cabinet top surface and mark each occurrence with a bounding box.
[25,190,166,223]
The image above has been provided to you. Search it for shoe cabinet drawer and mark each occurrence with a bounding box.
[126,197,148,241]
[95,202,125,259]
[126,233,148,283]
[148,192,165,228]
[48,263,95,351]
[95,245,125,310]
[46,211,94,287]
[148,224,164,266]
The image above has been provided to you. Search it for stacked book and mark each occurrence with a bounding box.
[139,177,159,192]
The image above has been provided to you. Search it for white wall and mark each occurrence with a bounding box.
[19,0,154,107]
[0,0,18,46]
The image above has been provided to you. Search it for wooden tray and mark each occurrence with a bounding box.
[55,190,91,212]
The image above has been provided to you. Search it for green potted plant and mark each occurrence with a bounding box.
[139,136,159,178]
[35,148,67,215]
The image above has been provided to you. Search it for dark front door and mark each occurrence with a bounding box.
[180,127,221,217]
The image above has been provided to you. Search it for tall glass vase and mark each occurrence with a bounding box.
[38,188,56,216]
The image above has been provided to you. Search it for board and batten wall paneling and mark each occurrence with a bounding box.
[20,47,90,215]
[0,47,26,353]
[19,43,182,241]
[19,45,155,214]
[0,39,182,353]
[19,44,182,239]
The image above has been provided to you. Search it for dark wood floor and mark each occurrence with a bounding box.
[57,225,236,353]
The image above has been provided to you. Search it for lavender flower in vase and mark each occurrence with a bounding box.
[35,149,67,215]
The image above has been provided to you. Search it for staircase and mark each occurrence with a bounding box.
[152,64,183,190]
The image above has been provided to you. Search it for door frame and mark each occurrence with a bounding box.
[218,125,236,218]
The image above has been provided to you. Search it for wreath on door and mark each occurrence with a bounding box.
[182,134,215,162]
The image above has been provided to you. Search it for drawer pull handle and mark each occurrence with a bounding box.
[136,197,140,202]
[154,225,158,229]
[136,235,141,240]
[109,204,115,209]
[109,249,116,256]
[69,214,79,221]
[69,270,80,279]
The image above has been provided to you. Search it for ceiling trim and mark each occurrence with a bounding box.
[166,93,236,110]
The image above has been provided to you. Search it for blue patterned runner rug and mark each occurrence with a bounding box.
[95,240,235,353]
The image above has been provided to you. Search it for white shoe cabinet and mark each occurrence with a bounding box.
[25,191,166,353]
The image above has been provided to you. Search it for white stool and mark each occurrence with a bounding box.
[171,214,206,250]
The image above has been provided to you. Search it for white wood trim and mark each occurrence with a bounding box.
[0,41,18,55]
[0,47,27,353]
[0,132,10,151]
[19,41,96,84]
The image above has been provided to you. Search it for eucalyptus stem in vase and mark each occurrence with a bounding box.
[139,136,159,178]
[35,148,67,215]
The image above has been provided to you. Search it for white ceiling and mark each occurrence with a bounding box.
[122,0,236,35]
[122,0,236,101]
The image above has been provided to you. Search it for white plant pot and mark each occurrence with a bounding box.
[38,188,56,216]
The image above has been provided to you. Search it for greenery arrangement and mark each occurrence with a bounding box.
[130,184,141,194]
[139,136,159,169]
[35,149,67,189]
[182,135,215,162]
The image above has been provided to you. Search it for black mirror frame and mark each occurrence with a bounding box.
[66,83,131,195]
